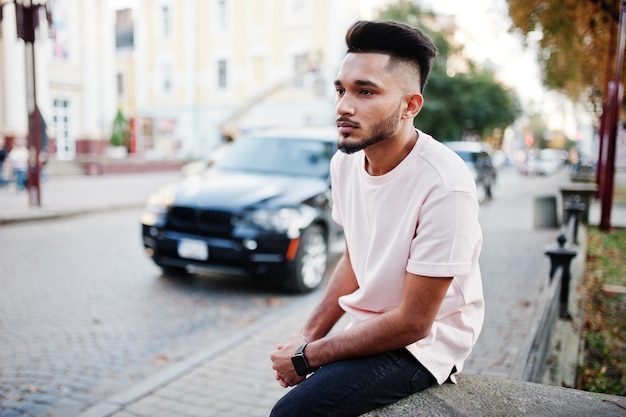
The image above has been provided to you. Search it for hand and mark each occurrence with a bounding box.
[271,334,308,387]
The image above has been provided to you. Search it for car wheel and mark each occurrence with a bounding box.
[155,260,189,276]
[284,225,328,293]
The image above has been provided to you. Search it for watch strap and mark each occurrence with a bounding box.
[295,342,308,356]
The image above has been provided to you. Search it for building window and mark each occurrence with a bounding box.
[52,99,74,159]
[290,0,307,12]
[293,53,308,88]
[115,8,134,49]
[285,0,310,27]
[51,0,71,60]
[216,0,230,32]
[161,62,173,94]
[117,73,125,98]
[217,59,228,90]
[161,5,171,37]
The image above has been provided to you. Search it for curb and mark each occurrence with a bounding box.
[542,226,588,388]
[0,203,144,225]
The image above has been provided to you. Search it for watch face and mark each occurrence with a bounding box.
[291,343,310,376]
[291,355,309,376]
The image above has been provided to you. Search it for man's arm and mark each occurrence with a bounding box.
[273,268,452,386]
[307,273,452,367]
[301,245,359,341]
[271,244,358,386]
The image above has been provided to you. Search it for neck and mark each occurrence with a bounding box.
[364,128,418,176]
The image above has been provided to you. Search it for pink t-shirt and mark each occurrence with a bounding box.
[330,130,485,384]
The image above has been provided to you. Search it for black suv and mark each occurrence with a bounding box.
[141,128,342,293]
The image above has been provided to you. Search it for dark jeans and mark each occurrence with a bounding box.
[270,348,436,417]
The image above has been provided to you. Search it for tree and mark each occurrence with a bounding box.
[419,65,521,141]
[506,0,619,113]
[378,1,521,143]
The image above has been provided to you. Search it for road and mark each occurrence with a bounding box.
[0,165,570,417]
[0,208,310,417]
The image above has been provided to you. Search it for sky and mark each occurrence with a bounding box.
[421,0,546,107]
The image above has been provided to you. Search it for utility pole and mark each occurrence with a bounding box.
[600,0,626,231]
[0,0,51,206]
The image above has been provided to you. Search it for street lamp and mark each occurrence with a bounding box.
[598,0,626,231]
[0,0,52,206]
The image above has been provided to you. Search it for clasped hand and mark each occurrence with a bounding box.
[271,333,308,388]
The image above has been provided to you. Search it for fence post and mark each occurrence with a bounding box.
[544,233,578,320]
[564,195,585,245]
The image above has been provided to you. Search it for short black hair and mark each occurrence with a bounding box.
[345,20,438,92]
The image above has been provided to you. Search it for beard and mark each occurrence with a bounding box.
[338,104,402,154]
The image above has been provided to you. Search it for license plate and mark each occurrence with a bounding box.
[178,239,208,260]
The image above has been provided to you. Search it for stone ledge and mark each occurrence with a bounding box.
[362,375,626,417]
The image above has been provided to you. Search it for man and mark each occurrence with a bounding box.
[270,20,484,417]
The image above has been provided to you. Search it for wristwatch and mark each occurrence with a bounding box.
[291,343,312,376]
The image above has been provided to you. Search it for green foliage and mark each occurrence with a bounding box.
[110,109,129,147]
[377,1,521,141]
[506,0,617,109]
[578,227,626,396]
[418,68,521,140]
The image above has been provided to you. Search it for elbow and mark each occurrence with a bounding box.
[413,326,432,342]
[391,309,434,345]
[405,320,432,343]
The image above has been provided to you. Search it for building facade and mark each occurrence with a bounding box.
[123,0,391,160]
[0,0,116,160]
[0,0,402,162]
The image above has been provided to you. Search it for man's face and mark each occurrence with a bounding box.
[334,53,404,154]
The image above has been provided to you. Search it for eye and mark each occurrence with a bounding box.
[335,87,345,95]
[360,89,374,96]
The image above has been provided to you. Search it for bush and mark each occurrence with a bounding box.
[110,109,129,148]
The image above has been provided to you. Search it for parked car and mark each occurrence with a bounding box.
[141,128,342,293]
[521,148,565,176]
[444,141,497,204]
[180,141,233,177]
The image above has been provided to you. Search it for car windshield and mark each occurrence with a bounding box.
[453,150,480,164]
[215,136,335,178]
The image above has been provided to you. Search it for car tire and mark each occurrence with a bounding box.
[284,224,328,293]
[156,261,190,277]
[476,182,488,204]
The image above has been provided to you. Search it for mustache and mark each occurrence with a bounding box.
[336,117,360,128]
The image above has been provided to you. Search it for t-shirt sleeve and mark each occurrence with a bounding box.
[406,190,479,277]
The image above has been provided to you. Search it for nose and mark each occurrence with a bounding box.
[335,94,355,117]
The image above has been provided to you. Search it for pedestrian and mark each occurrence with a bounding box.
[0,137,7,187]
[8,138,28,190]
[270,20,485,417]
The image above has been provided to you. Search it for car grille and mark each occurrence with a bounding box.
[167,206,233,237]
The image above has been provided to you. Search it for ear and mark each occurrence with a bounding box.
[402,93,424,119]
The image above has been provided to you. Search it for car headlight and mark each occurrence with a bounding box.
[237,206,316,237]
[140,184,177,226]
